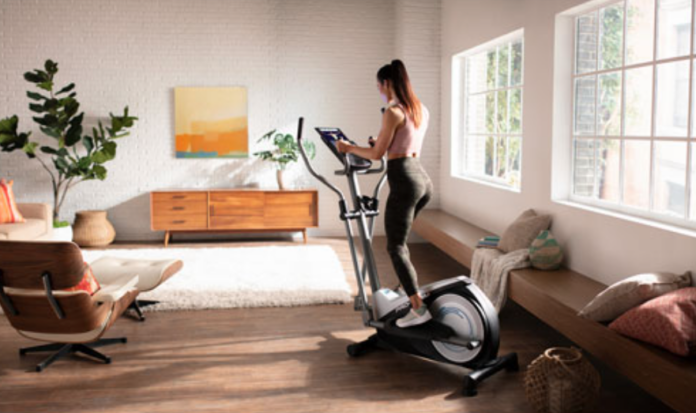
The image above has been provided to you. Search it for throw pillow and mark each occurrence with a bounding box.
[498,209,552,253]
[609,287,696,357]
[0,179,25,224]
[62,263,101,295]
[529,230,563,270]
[578,271,692,322]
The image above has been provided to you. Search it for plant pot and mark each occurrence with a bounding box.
[276,169,286,190]
[52,225,73,242]
[72,210,116,247]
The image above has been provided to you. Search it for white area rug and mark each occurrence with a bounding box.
[81,245,351,311]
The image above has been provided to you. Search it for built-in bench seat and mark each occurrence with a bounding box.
[412,209,696,413]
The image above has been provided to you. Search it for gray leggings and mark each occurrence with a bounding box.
[385,157,433,297]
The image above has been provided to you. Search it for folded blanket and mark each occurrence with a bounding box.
[470,248,530,313]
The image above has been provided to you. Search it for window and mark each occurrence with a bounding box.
[452,31,524,190]
[571,0,696,227]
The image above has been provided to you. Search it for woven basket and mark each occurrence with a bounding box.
[524,347,601,413]
[72,210,116,247]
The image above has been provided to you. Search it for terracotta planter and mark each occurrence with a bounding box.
[72,210,116,247]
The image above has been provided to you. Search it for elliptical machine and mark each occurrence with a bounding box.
[296,117,518,396]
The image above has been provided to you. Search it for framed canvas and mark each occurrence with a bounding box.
[175,87,248,158]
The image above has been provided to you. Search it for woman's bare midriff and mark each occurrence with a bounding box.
[388,152,419,160]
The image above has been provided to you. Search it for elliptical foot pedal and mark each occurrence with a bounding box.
[384,318,454,341]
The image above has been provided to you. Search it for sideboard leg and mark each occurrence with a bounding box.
[164,231,171,248]
[303,229,308,244]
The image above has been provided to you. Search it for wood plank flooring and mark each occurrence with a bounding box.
[0,237,675,413]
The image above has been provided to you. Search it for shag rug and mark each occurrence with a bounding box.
[80,245,351,312]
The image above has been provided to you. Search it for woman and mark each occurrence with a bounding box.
[337,60,433,328]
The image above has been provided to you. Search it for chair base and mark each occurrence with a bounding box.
[128,299,160,322]
[19,337,127,372]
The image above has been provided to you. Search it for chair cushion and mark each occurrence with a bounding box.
[92,274,139,304]
[498,209,552,253]
[62,263,101,295]
[0,219,47,240]
[0,179,25,224]
[90,256,183,292]
[579,272,692,322]
[609,287,696,357]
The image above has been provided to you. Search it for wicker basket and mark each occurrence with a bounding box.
[72,210,116,247]
[524,347,601,413]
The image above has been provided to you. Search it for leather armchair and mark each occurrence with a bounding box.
[0,241,138,371]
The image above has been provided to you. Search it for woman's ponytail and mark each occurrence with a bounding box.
[377,60,423,128]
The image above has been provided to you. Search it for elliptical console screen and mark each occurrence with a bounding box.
[315,127,372,170]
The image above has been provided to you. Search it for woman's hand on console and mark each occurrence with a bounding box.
[336,140,354,154]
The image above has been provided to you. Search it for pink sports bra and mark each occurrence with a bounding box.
[387,101,429,156]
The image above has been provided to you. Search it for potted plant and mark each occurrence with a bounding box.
[0,60,137,239]
[254,129,315,190]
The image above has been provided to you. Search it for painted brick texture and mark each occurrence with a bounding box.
[0,0,441,240]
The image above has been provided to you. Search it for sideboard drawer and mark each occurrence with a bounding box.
[152,201,208,216]
[210,192,264,216]
[210,215,264,230]
[152,215,207,230]
[265,192,315,207]
[264,192,318,228]
[152,192,207,203]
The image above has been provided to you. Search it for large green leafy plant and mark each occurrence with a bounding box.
[0,60,137,225]
[254,130,315,170]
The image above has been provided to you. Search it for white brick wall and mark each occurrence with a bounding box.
[395,0,442,209]
[0,0,441,241]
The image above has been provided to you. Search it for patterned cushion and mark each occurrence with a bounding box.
[0,179,25,224]
[62,263,101,295]
[529,230,563,270]
[579,272,692,322]
[609,287,696,357]
[498,209,552,253]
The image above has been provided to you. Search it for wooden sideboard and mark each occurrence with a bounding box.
[150,189,318,246]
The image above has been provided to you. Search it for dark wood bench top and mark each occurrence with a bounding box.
[413,209,696,413]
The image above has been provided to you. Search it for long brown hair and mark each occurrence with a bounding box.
[377,60,423,128]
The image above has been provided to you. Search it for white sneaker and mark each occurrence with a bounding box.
[396,306,432,328]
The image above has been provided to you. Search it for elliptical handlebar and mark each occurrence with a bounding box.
[297,117,346,202]
[297,116,388,202]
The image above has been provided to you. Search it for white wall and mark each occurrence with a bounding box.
[441,0,696,285]
[0,0,441,241]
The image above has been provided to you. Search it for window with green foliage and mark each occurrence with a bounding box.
[452,31,524,190]
[572,0,696,227]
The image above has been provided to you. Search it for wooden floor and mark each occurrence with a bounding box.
[0,237,675,413]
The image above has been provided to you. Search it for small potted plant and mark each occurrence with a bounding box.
[0,60,137,240]
[254,129,315,190]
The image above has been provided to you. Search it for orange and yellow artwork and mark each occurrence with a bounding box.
[175,87,248,158]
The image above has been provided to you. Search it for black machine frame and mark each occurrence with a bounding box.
[298,117,518,396]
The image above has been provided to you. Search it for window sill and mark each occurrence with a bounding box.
[552,198,696,239]
[451,174,521,194]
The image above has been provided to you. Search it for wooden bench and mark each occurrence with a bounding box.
[413,209,696,413]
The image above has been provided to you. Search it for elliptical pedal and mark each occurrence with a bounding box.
[384,317,455,341]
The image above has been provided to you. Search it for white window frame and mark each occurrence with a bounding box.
[567,0,696,232]
[451,29,525,192]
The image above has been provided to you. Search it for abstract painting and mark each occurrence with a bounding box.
[175,87,248,158]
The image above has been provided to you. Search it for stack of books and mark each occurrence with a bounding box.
[476,235,500,249]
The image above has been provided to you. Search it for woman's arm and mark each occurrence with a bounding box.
[337,107,404,160]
